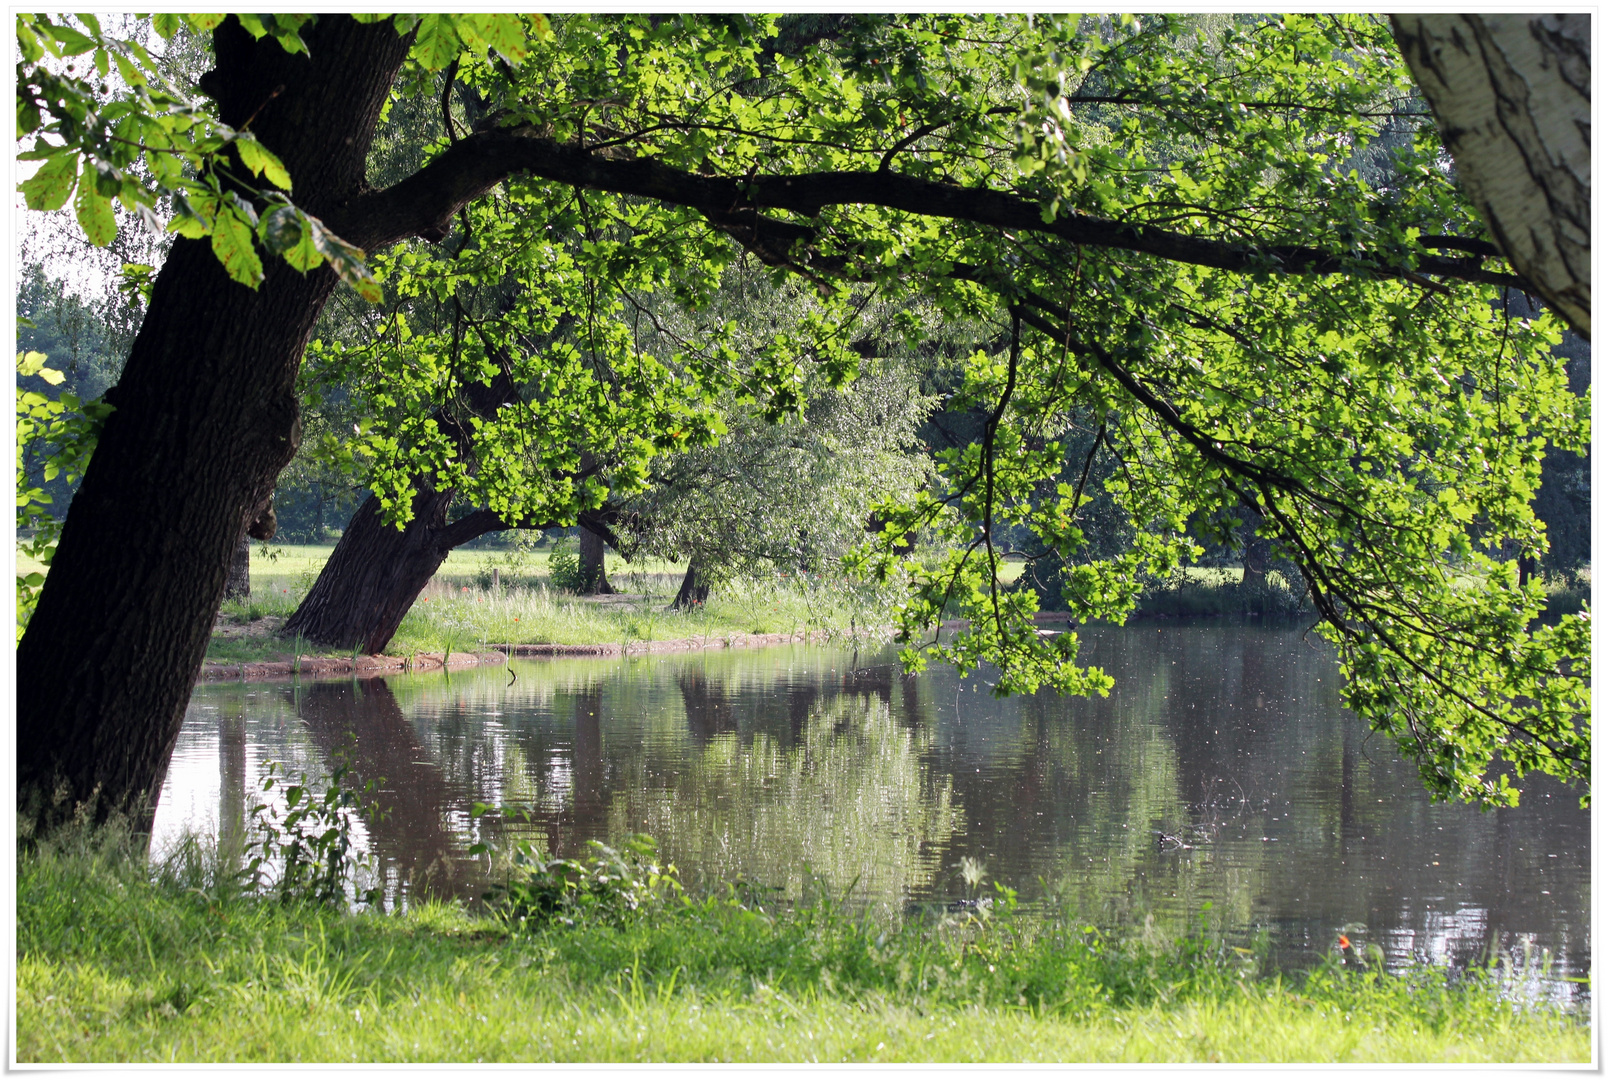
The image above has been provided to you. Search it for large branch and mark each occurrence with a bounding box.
[433,504,623,552]
[337,132,1528,291]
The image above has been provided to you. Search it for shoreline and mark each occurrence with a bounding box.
[198,650,508,681]
[200,628,890,682]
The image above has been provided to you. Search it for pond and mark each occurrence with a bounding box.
[154,622,1590,1003]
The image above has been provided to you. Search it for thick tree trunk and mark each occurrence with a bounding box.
[1392,15,1591,338]
[578,526,616,594]
[16,16,412,833]
[222,536,252,601]
[283,488,462,652]
[672,559,710,610]
[284,482,620,652]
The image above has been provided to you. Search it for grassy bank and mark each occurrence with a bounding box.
[206,543,890,664]
[17,827,1588,1064]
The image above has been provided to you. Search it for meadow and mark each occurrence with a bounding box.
[203,542,893,664]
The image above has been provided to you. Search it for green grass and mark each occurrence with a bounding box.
[17,826,1589,1064]
[202,543,889,661]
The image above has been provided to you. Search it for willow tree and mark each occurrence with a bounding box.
[16,13,1588,831]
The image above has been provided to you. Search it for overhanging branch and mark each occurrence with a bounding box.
[337,132,1530,292]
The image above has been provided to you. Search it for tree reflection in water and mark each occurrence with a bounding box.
[156,631,1589,1001]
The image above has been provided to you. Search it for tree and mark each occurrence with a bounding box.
[18,15,418,830]
[16,15,1589,831]
[640,364,933,610]
[1390,15,1590,339]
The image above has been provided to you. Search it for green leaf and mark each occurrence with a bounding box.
[151,12,180,38]
[16,18,45,63]
[234,134,293,190]
[234,14,269,40]
[48,23,97,56]
[183,14,227,32]
[411,14,463,72]
[261,204,321,272]
[474,14,530,65]
[19,153,78,212]
[210,206,265,289]
[167,214,208,239]
[73,164,116,246]
[307,216,382,302]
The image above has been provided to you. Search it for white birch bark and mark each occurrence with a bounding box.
[1392,14,1590,338]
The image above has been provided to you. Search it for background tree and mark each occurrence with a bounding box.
[628,362,935,610]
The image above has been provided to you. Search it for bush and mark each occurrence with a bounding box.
[547,535,584,592]
[479,832,685,929]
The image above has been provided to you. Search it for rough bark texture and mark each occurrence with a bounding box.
[282,487,466,653]
[283,492,620,653]
[15,16,413,832]
[222,536,252,601]
[1392,15,1591,338]
[578,526,616,594]
[672,560,710,610]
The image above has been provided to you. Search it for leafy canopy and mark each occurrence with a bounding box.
[14,13,1589,806]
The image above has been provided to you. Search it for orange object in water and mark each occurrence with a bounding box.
[1337,934,1351,950]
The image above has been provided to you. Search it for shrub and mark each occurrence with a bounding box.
[478,831,686,929]
[547,535,584,592]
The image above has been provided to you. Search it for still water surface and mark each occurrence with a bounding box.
[155,623,1589,1000]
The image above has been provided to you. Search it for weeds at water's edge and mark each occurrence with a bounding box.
[15,820,1589,1063]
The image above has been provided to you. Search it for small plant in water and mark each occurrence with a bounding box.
[240,760,382,907]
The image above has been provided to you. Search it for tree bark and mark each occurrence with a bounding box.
[282,486,464,653]
[578,525,616,594]
[1239,511,1271,591]
[222,536,252,601]
[672,559,710,610]
[283,492,619,652]
[1392,15,1591,338]
[16,16,413,833]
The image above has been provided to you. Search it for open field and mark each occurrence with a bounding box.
[17,826,1588,1064]
[203,543,888,664]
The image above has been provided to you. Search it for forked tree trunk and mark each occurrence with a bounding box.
[16,17,413,833]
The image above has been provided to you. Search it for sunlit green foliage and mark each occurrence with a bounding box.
[15,13,1588,805]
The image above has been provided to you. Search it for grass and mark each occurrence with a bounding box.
[202,544,890,663]
[16,824,1589,1064]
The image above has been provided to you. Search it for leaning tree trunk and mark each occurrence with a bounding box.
[284,487,618,653]
[15,17,413,834]
[1392,15,1591,338]
[283,487,463,653]
[578,526,616,594]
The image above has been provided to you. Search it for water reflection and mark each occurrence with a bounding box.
[155,626,1589,1001]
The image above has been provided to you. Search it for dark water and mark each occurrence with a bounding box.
[155,623,1590,1002]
